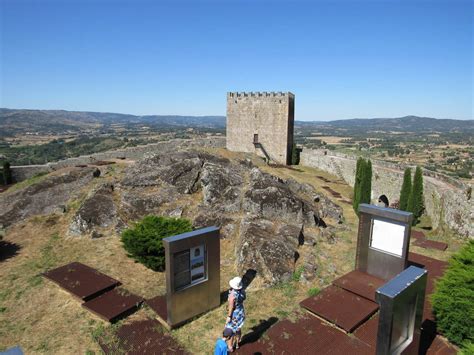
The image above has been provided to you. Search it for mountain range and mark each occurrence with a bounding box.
[1,108,472,135]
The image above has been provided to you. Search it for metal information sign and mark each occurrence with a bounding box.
[173,244,207,291]
[163,227,220,328]
[375,266,427,355]
[173,250,191,291]
[356,204,413,281]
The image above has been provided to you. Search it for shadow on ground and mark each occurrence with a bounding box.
[419,319,438,355]
[239,317,279,346]
[0,240,21,262]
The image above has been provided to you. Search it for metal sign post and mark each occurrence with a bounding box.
[375,266,428,355]
[356,204,413,281]
[163,226,220,328]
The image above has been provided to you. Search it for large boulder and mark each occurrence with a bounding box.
[193,209,237,239]
[119,186,178,220]
[68,183,118,236]
[0,167,95,227]
[236,218,303,286]
[200,162,243,212]
[121,151,203,192]
[242,168,317,225]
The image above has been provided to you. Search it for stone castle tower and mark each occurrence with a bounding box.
[226,92,295,165]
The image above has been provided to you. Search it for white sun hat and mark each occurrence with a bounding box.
[229,276,242,290]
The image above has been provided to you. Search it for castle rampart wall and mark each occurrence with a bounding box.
[301,149,473,238]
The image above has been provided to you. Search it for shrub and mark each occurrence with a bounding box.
[460,342,474,355]
[432,240,474,346]
[121,215,192,271]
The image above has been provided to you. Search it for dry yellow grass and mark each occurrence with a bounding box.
[0,149,459,354]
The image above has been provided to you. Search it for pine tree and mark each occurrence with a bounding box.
[407,166,424,225]
[399,168,412,211]
[353,157,366,214]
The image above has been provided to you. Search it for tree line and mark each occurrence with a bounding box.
[352,157,424,225]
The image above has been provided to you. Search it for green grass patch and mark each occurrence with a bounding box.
[307,287,320,297]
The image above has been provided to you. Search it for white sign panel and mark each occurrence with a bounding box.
[190,245,205,284]
[370,219,406,257]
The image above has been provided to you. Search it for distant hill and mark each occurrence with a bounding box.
[1,108,472,136]
[0,108,226,136]
[296,115,473,133]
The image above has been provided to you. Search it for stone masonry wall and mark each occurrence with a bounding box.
[11,137,225,182]
[227,92,294,165]
[301,149,473,238]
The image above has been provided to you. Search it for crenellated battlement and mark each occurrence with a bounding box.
[227,91,294,98]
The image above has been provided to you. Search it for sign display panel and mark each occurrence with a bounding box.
[370,219,406,257]
[173,245,206,291]
[190,245,205,283]
[173,250,191,291]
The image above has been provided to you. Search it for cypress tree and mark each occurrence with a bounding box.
[353,157,366,213]
[2,161,12,186]
[291,143,300,165]
[399,168,412,211]
[407,166,424,225]
[360,159,372,205]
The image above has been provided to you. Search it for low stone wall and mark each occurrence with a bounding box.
[11,137,225,182]
[301,149,473,238]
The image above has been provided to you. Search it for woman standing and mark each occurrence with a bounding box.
[225,276,246,352]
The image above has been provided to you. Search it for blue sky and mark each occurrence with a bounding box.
[1,0,472,121]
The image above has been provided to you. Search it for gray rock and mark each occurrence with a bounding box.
[121,151,204,192]
[200,162,243,212]
[193,210,236,239]
[0,168,95,227]
[166,207,183,218]
[68,183,118,236]
[242,168,310,224]
[236,218,301,286]
[120,187,178,220]
[91,230,104,239]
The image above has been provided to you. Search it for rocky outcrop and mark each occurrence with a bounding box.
[120,187,179,220]
[118,150,344,286]
[0,167,95,227]
[3,147,347,287]
[242,168,342,226]
[192,209,237,239]
[236,218,302,285]
[200,161,243,213]
[68,183,119,236]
